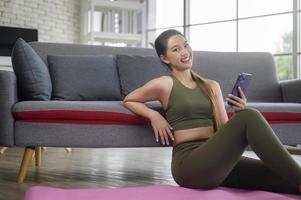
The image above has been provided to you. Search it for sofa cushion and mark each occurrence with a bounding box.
[15,122,162,147]
[116,55,170,98]
[226,102,301,123]
[47,55,122,101]
[12,101,301,125]
[192,51,282,102]
[11,38,52,100]
[12,101,163,125]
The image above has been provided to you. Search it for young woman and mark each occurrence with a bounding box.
[123,29,301,194]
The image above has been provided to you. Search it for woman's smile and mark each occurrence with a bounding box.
[180,56,192,65]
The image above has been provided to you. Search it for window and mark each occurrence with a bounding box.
[239,0,293,18]
[148,0,183,29]
[190,22,236,51]
[190,0,236,24]
[146,0,300,80]
[297,1,301,77]
[299,54,301,77]
[274,55,294,80]
[238,14,292,53]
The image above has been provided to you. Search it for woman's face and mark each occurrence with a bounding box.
[160,34,193,71]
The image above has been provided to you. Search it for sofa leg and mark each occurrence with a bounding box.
[35,147,42,166]
[0,147,8,154]
[41,146,72,153]
[17,147,35,183]
[284,145,301,155]
[65,147,72,153]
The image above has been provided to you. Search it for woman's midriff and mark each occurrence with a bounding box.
[173,126,214,146]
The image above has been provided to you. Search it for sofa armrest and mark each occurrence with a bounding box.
[280,79,301,103]
[0,70,18,146]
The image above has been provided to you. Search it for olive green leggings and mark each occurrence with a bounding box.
[171,108,301,194]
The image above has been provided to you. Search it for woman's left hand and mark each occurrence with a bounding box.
[227,87,247,112]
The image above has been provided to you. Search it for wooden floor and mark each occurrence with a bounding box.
[1,147,301,200]
[0,147,176,200]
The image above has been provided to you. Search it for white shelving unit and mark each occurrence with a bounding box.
[0,56,13,71]
[80,0,146,47]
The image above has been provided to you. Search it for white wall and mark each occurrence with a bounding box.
[0,0,80,43]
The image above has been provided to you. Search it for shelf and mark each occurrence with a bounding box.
[92,0,143,11]
[80,0,146,46]
[0,56,12,67]
[84,32,142,43]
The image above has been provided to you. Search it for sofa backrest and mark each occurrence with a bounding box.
[29,42,158,63]
[193,51,282,102]
[29,42,282,102]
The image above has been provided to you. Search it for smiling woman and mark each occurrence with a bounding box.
[123,29,301,194]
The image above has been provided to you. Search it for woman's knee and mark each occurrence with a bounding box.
[236,108,262,120]
[177,180,220,190]
[174,174,221,189]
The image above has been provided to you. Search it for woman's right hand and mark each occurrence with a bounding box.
[149,111,174,145]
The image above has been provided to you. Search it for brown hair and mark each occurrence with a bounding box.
[154,29,222,131]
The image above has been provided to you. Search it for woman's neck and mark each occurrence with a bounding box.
[171,70,194,83]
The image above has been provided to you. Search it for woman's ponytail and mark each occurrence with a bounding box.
[190,70,223,131]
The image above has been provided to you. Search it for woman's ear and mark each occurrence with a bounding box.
[160,55,170,65]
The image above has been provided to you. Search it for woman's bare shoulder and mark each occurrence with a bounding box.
[147,75,173,99]
[206,79,220,89]
[159,75,173,82]
[123,75,172,103]
[205,79,222,96]
[137,75,171,95]
[156,75,173,90]
[149,75,172,85]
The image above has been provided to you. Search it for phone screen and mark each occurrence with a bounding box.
[231,73,252,98]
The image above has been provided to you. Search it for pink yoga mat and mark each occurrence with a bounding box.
[24,184,301,200]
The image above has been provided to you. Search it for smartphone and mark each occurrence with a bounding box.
[230,72,252,98]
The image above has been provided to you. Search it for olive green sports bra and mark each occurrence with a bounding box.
[165,74,213,131]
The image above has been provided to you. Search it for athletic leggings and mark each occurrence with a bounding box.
[171,108,301,194]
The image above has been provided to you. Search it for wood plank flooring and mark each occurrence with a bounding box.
[1,147,301,200]
[0,147,176,200]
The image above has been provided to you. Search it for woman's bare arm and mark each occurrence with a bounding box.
[208,80,229,126]
[123,78,163,119]
[123,77,174,145]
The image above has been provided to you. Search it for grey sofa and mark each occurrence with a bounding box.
[1,41,301,183]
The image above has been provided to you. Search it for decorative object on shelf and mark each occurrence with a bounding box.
[80,0,146,47]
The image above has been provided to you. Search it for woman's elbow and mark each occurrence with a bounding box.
[122,98,129,106]
[123,94,130,103]
[122,97,134,108]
